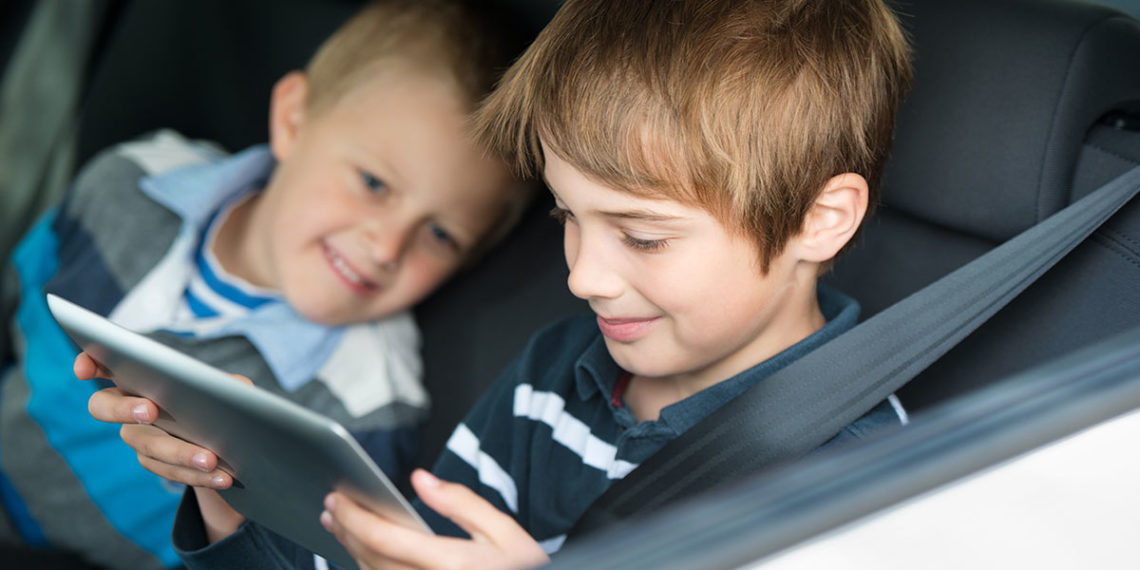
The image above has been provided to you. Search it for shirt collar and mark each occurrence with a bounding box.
[138,145,347,391]
[573,284,861,433]
[574,333,625,403]
[140,145,274,229]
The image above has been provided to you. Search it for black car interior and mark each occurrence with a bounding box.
[2,0,1138,566]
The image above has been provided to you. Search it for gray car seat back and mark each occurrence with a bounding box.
[827,0,1140,410]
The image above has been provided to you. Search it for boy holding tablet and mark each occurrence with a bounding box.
[84,0,913,568]
[3,1,526,567]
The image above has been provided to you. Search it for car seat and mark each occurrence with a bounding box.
[824,0,1140,413]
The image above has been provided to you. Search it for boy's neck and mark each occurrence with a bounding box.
[210,192,273,289]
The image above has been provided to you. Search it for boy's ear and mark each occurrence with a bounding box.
[268,71,309,161]
[793,173,869,263]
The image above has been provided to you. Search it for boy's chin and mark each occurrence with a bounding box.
[290,301,365,327]
[604,341,669,378]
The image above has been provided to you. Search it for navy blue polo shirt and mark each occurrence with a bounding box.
[419,285,906,554]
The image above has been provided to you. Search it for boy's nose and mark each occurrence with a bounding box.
[362,223,414,270]
[565,236,622,301]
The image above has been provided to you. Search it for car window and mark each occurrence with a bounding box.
[758,407,1140,569]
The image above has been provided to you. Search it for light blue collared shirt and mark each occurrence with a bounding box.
[129,144,345,391]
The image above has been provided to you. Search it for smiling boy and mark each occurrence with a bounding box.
[84,0,914,568]
[227,64,513,324]
[318,0,914,566]
[1,1,525,567]
[545,148,855,419]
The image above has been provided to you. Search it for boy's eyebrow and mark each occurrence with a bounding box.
[600,209,683,222]
[548,188,683,222]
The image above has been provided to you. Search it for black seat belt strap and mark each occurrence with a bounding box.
[568,164,1140,538]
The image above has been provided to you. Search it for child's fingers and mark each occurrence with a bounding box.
[230,373,254,386]
[321,493,437,568]
[74,352,112,380]
[88,387,158,424]
[120,424,217,471]
[121,424,232,489]
[412,470,541,554]
[323,485,548,570]
[137,453,233,489]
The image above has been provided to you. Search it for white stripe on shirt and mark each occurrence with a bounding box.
[446,424,519,513]
[117,130,216,175]
[185,271,249,318]
[316,315,426,417]
[513,383,638,479]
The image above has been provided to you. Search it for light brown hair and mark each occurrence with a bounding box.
[474,0,912,270]
[305,0,511,118]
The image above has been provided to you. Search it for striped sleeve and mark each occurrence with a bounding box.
[414,316,603,545]
[415,350,531,538]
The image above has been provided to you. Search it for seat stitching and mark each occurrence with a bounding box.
[1091,231,1140,269]
[1085,141,1140,165]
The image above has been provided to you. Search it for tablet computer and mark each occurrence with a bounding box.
[46,293,431,569]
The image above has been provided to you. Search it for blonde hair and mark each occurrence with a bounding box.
[304,0,511,118]
[474,0,912,270]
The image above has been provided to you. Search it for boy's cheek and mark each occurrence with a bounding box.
[402,257,460,297]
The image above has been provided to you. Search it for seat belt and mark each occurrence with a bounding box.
[568,163,1140,538]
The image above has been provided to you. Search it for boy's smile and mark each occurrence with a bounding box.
[543,145,826,402]
[321,240,381,295]
[212,69,515,326]
[594,315,660,343]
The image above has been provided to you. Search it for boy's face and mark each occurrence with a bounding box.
[243,71,514,326]
[544,147,824,392]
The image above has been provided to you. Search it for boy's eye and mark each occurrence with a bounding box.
[361,171,388,194]
[622,234,669,252]
[428,224,458,249]
[549,206,573,225]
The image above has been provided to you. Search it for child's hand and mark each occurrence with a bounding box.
[78,352,236,490]
[78,351,249,542]
[322,469,550,570]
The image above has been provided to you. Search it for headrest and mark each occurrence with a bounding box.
[75,0,558,167]
[883,0,1140,241]
[76,1,362,164]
